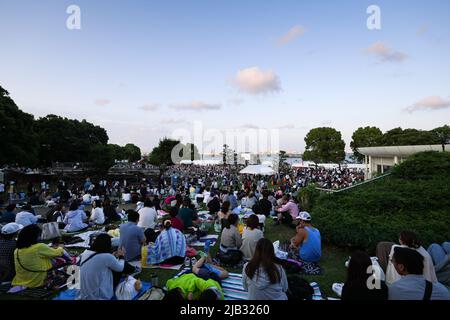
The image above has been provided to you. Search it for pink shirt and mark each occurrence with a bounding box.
[279,200,299,220]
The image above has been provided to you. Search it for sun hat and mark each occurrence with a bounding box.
[1,223,24,235]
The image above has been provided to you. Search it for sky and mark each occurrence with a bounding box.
[1,0,450,154]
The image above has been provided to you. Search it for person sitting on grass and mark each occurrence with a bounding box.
[388,247,450,300]
[242,238,288,300]
[12,224,71,288]
[137,199,158,230]
[341,251,388,300]
[217,201,231,230]
[193,242,229,281]
[0,223,23,284]
[146,220,186,266]
[78,234,136,300]
[178,197,199,230]
[169,206,184,231]
[274,194,298,226]
[289,212,321,263]
[15,204,38,227]
[63,201,88,233]
[240,215,264,262]
[0,204,16,224]
[384,231,437,285]
[219,214,242,259]
[90,200,105,225]
[119,210,146,262]
[165,273,224,300]
[427,242,450,286]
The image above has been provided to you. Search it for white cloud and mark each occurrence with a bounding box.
[277,25,305,45]
[139,103,160,111]
[160,118,190,124]
[94,99,111,106]
[365,42,408,63]
[169,100,221,111]
[406,96,450,113]
[233,67,281,95]
[227,98,244,106]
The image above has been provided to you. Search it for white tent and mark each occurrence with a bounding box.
[239,165,275,175]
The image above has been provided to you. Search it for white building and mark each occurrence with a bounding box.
[358,144,450,179]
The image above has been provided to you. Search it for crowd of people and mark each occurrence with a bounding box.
[0,164,448,301]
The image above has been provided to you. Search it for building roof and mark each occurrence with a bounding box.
[357,145,450,157]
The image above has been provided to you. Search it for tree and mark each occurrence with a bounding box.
[303,127,346,164]
[381,127,440,146]
[90,144,115,172]
[148,138,180,166]
[0,86,39,167]
[431,125,450,152]
[222,144,232,165]
[123,143,142,162]
[350,126,383,162]
[278,150,287,171]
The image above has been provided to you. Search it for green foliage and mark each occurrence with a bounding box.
[350,126,383,162]
[148,138,181,166]
[0,86,39,166]
[380,127,440,146]
[90,144,116,172]
[297,184,322,211]
[312,152,450,252]
[303,127,345,164]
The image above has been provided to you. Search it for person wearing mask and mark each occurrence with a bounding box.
[341,251,388,300]
[242,238,288,300]
[240,215,264,261]
[290,212,321,263]
[90,200,105,225]
[388,247,450,300]
[0,223,23,283]
[119,210,146,262]
[63,202,88,232]
[137,199,158,230]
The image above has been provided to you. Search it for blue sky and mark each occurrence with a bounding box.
[1,0,450,153]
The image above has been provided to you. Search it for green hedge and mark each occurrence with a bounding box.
[312,152,450,252]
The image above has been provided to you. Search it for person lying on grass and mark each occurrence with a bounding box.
[164,273,224,300]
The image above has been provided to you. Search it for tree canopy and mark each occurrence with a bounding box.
[303,127,346,164]
[350,126,383,162]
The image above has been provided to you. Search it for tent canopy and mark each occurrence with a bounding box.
[239,165,275,175]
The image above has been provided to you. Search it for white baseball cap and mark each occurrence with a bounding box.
[1,223,24,235]
[296,211,311,221]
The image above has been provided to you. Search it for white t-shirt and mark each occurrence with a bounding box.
[386,245,438,285]
[90,207,105,225]
[122,193,131,202]
[137,207,158,229]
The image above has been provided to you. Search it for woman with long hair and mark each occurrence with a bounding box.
[341,251,388,300]
[242,238,288,300]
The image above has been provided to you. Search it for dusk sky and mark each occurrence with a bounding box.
[1,0,450,154]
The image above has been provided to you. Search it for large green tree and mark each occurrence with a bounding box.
[0,86,39,166]
[381,127,440,146]
[148,138,181,166]
[122,143,142,162]
[35,115,108,166]
[350,126,383,162]
[303,127,346,164]
[90,144,116,172]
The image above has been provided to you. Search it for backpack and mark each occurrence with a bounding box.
[286,276,314,300]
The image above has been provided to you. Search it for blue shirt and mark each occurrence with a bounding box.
[388,274,450,300]
[299,226,322,263]
[119,222,145,262]
[15,211,38,227]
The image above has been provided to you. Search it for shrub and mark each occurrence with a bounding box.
[312,152,450,252]
[297,184,322,211]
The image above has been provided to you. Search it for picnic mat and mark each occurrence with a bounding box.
[53,281,152,300]
[129,260,184,270]
[64,230,103,248]
[189,234,219,247]
[0,284,55,299]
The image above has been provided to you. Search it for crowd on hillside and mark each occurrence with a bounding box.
[0,165,449,301]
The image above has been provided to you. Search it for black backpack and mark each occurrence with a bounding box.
[286,276,314,300]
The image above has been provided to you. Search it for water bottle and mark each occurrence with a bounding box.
[151,273,159,287]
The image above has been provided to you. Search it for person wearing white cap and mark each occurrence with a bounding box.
[0,223,23,283]
[290,211,322,263]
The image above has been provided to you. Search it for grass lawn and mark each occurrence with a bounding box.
[0,206,350,300]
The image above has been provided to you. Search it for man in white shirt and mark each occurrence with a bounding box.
[137,200,158,230]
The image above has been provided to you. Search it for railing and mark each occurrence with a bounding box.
[315,172,392,194]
